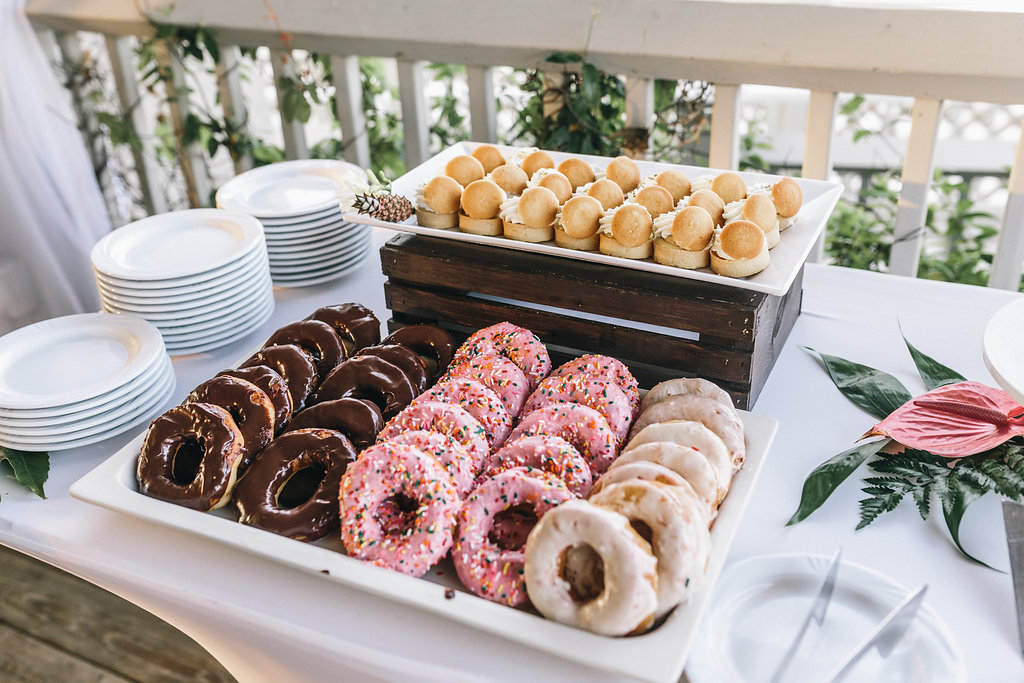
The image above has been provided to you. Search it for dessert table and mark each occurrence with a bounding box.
[0,227,1021,682]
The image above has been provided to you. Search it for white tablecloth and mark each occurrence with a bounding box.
[1,229,1021,682]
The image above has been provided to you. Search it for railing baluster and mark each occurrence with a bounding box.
[624,76,654,157]
[467,66,497,144]
[270,49,310,160]
[155,40,213,208]
[105,35,167,214]
[397,59,430,168]
[989,119,1024,290]
[215,45,252,173]
[329,55,371,169]
[709,84,741,170]
[803,89,838,262]
[889,97,943,277]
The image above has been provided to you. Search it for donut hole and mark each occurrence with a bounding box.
[558,544,605,604]
[377,493,421,535]
[630,519,654,546]
[276,463,327,509]
[488,504,539,550]
[171,437,205,485]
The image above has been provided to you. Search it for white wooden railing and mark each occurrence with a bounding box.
[23,0,1024,289]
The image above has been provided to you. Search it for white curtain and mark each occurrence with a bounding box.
[0,1,111,335]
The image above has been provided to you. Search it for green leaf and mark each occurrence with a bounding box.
[938,468,999,569]
[786,439,889,525]
[804,347,914,420]
[911,483,932,520]
[0,446,49,500]
[841,94,865,115]
[852,129,873,143]
[901,330,965,390]
[963,459,1024,501]
[545,51,582,64]
[182,112,201,145]
[582,63,599,107]
[857,485,906,529]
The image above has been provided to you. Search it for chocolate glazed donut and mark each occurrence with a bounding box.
[240,344,318,412]
[137,402,245,511]
[217,365,292,433]
[262,319,345,381]
[234,428,357,541]
[284,398,383,452]
[383,325,456,380]
[355,344,430,393]
[312,356,415,420]
[307,303,380,355]
[184,375,276,472]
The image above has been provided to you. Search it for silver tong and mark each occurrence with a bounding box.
[768,548,927,683]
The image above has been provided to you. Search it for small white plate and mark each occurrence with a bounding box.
[264,225,367,254]
[0,313,165,410]
[164,300,275,356]
[269,249,373,286]
[686,553,965,682]
[267,235,369,266]
[258,206,342,227]
[160,292,275,343]
[96,254,270,305]
[260,211,346,232]
[216,160,363,218]
[93,241,267,292]
[92,210,265,281]
[0,370,175,452]
[97,268,271,316]
[154,289,275,339]
[983,297,1024,407]
[101,272,273,323]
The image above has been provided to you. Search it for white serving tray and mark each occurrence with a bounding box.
[70,410,777,683]
[344,142,844,297]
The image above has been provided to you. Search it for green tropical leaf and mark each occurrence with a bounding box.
[901,331,965,390]
[938,468,998,569]
[545,51,582,64]
[804,347,913,420]
[911,484,932,520]
[0,446,49,500]
[857,484,906,529]
[582,63,599,107]
[841,94,865,115]
[787,439,889,525]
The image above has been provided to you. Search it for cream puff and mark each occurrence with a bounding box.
[653,206,715,269]
[723,192,780,248]
[555,195,603,251]
[598,203,653,259]
[557,157,597,191]
[605,155,641,193]
[530,169,573,205]
[586,178,625,211]
[503,186,558,242]
[711,171,747,204]
[521,150,555,178]
[634,185,675,219]
[710,220,770,277]
[459,179,506,236]
[489,163,529,196]
[415,175,463,228]
[472,145,506,174]
[655,169,691,204]
[446,154,486,187]
[771,177,803,226]
[685,189,726,227]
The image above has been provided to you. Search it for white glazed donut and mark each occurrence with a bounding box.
[641,378,738,419]
[589,479,711,617]
[524,499,658,636]
[624,420,733,502]
[629,394,746,473]
[588,460,693,499]
[610,441,719,517]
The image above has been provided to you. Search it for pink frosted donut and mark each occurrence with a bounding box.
[382,430,476,497]
[551,355,640,411]
[445,353,530,417]
[453,322,551,391]
[509,402,618,476]
[483,434,593,497]
[522,373,633,446]
[340,442,460,577]
[452,467,573,605]
[378,400,490,474]
[413,378,512,449]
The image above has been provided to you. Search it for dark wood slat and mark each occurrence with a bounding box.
[0,624,131,683]
[0,546,235,683]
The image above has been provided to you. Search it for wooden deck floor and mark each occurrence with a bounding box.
[0,545,235,683]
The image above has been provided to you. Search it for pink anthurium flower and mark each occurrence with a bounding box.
[866,381,1024,457]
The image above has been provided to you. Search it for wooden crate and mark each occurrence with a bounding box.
[379,234,802,409]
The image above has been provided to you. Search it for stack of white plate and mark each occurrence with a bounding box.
[0,313,174,452]
[216,159,372,287]
[91,209,274,356]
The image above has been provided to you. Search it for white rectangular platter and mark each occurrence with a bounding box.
[345,141,844,297]
[70,411,777,683]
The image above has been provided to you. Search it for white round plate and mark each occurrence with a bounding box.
[270,247,372,287]
[95,252,270,304]
[92,209,265,281]
[269,246,369,275]
[0,371,176,452]
[260,210,345,232]
[101,272,273,322]
[0,354,172,430]
[983,297,1024,407]
[165,299,274,355]
[216,160,363,218]
[152,288,275,338]
[258,207,341,227]
[686,554,965,683]
[98,271,267,313]
[263,222,347,243]
[263,222,365,249]
[0,313,166,410]
[268,235,369,266]
[93,239,266,291]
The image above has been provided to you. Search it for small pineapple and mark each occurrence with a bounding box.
[349,170,413,223]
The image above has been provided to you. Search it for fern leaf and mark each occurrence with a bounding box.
[969,459,1024,502]
[857,489,906,530]
[911,483,932,520]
